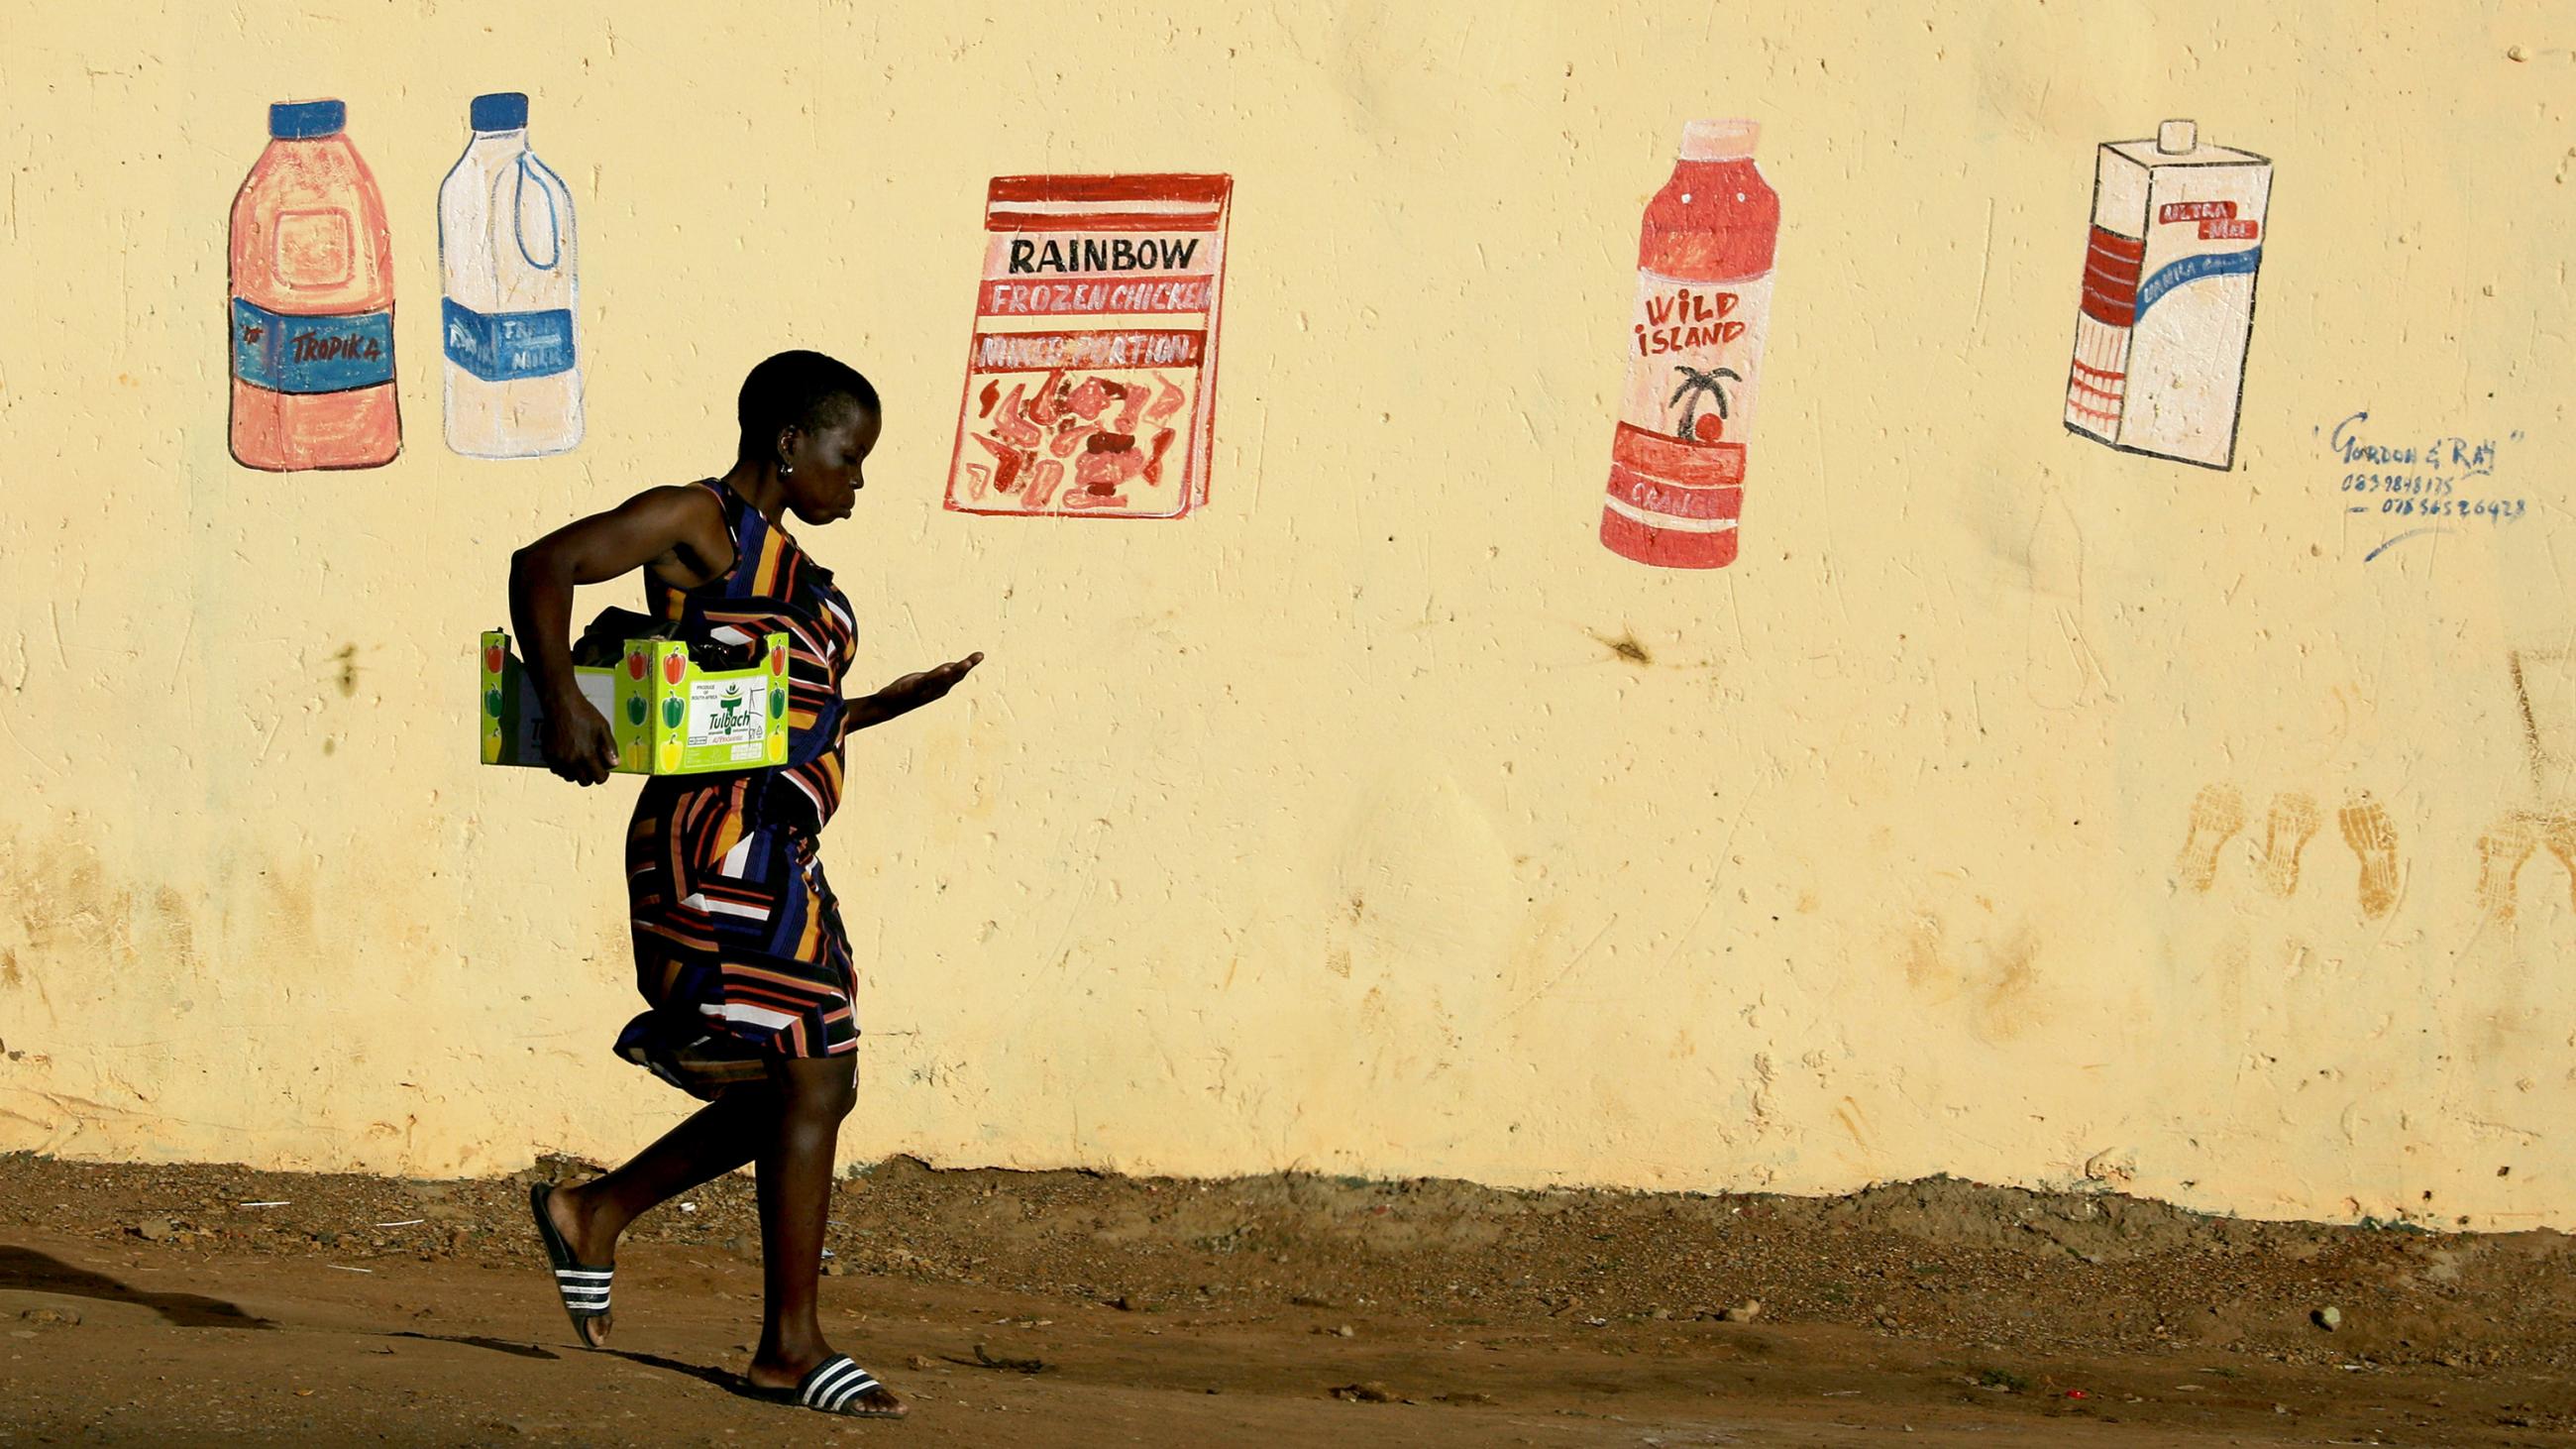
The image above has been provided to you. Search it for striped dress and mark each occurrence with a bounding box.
[614,480,862,1097]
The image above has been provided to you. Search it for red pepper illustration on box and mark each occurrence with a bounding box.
[945,174,1234,520]
[1599,120,1779,570]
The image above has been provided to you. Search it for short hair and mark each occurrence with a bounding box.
[735,350,882,463]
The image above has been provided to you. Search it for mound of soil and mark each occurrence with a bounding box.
[7,1152,2570,1372]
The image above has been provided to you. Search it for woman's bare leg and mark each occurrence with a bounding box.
[543,1082,775,1343]
[743,1056,903,1414]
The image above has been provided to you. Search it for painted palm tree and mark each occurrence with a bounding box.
[1668,366,1743,441]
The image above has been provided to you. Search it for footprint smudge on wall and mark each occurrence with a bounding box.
[2473,809,2576,922]
[2475,812,2539,921]
[2337,791,2402,922]
[2540,814,2576,911]
[2255,791,2321,898]
[2175,783,2246,892]
[2174,784,2404,923]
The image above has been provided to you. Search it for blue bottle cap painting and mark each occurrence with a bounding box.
[268,99,347,140]
[470,92,530,132]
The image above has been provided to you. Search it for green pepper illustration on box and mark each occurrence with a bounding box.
[479,627,793,775]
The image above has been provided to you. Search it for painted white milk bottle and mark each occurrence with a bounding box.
[438,91,582,458]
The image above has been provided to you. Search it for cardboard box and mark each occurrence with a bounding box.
[479,628,791,775]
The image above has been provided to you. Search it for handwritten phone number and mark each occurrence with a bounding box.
[2340,471,2455,498]
[2373,497,2525,519]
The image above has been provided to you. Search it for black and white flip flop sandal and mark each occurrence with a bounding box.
[748,1354,907,1418]
[526,1182,613,1347]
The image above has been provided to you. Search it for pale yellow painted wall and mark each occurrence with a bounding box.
[3,0,2573,1229]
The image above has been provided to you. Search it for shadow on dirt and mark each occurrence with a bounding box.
[0,1244,275,1329]
[386,1330,560,1361]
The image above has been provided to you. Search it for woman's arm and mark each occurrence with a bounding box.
[840,653,986,743]
[507,486,733,784]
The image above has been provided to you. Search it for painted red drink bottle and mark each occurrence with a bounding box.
[1600,119,1779,569]
[229,99,400,471]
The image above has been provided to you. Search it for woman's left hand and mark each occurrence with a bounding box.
[879,652,985,715]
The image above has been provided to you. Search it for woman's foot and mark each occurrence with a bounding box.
[747,1345,910,1418]
[544,1180,622,1271]
[530,1182,618,1348]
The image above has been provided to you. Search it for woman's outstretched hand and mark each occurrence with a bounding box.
[847,653,984,736]
[882,652,985,714]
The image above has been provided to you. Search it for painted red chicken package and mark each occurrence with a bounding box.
[944,174,1234,519]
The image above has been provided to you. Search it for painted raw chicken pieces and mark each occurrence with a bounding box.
[960,369,1190,513]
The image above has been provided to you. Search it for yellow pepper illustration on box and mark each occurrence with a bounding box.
[480,629,792,775]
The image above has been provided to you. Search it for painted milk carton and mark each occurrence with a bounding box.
[479,629,790,776]
[2064,120,2271,470]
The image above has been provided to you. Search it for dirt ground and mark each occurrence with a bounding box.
[2,1153,2572,1446]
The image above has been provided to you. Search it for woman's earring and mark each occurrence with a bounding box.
[782,464,795,477]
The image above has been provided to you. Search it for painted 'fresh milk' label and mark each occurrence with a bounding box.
[442,298,576,382]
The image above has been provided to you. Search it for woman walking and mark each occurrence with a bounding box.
[506,350,980,1420]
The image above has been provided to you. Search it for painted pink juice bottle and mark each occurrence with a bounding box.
[1600,119,1779,569]
[229,99,400,471]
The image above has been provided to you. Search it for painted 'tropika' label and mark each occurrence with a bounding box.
[231,297,395,394]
